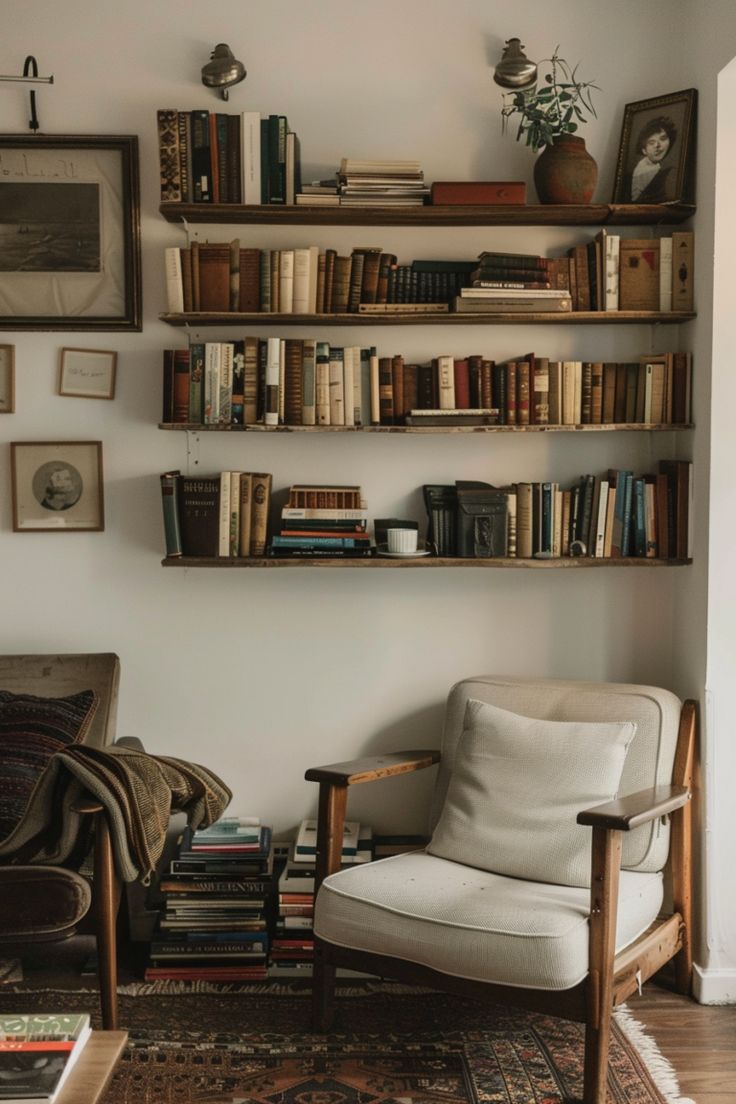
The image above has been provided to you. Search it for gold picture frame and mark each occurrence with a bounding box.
[11,441,104,532]
[0,135,141,331]
[0,345,14,413]
[59,347,117,399]
[611,88,697,205]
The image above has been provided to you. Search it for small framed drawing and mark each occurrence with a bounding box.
[10,441,104,532]
[0,345,14,413]
[0,135,141,331]
[612,88,697,205]
[59,347,117,399]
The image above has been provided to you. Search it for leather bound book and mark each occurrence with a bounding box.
[331,256,351,314]
[323,249,337,313]
[505,362,518,425]
[481,360,494,410]
[348,252,365,313]
[614,363,628,423]
[181,247,193,312]
[209,112,221,203]
[284,339,304,426]
[191,109,212,203]
[590,362,604,425]
[516,360,530,425]
[548,361,562,424]
[391,355,406,424]
[377,253,396,304]
[259,251,271,312]
[316,253,327,314]
[177,111,191,202]
[671,231,694,312]
[157,109,182,202]
[431,181,526,205]
[624,363,638,423]
[360,251,382,304]
[602,362,617,423]
[453,359,470,410]
[162,349,174,423]
[581,362,593,424]
[672,351,691,424]
[379,357,394,425]
[416,363,434,410]
[532,357,550,426]
[467,355,483,408]
[191,240,201,310]
[572,245,591,311]
[178,475,221,556]
[227,114,242,204]
[189,342,205,424]
[198,244,231,312]
[173,349,191,424]
[229,238,240,311]
[239,249,261,312]
[492,363,507,424]
[244,337,259,425]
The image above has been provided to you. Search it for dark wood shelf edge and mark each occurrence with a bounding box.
[160,310,695,327]
[158,422,694,434]
[159,201,696,227]
[162,556,692,569]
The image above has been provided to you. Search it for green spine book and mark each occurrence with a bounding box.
[189,342,205,424]
[160,471,183,558]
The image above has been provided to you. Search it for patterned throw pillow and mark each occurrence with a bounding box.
[0,689,98,841]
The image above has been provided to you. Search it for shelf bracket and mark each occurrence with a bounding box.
[185,430,201,473]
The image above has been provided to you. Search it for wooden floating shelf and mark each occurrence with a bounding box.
[162,556,691,569]
[161,310,695,328]
[159,202,696,227]
[159,422,694,434]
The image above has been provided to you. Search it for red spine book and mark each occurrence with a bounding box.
[453,359,470,409]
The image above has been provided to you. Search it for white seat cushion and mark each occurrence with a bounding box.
[315,851,663,991]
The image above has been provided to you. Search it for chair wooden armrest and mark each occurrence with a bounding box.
[577,785,690,830]
[306,750,440,890]
[305,749,440,786]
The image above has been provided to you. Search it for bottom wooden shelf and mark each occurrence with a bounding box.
[162,556,691,569]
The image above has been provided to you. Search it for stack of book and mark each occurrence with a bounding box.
[269,485,372,559]
[157,110,301,205]
[269,821,374,979]
[337,158,430,206]
[296,180,341,206]
[145,816,275,983]
[423,460,693,560]
[453,251,572,313]
[0,1013,91,1104]
[160,470,272,559]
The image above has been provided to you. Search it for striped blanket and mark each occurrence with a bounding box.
[0,745,231,883]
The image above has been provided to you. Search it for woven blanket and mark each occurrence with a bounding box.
[0,745,231,883]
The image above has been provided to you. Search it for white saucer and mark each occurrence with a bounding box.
[376,544,432,559]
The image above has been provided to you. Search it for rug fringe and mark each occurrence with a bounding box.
[613,1006,695,1104]
[2,981,432,999]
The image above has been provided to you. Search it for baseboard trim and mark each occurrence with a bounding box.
[692,963,736,1004]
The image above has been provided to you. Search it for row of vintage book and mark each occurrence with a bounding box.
[160,470,273,559]
[157,109,301,205]
[423,462,692,561]
[162,342,693,429]
[163,243,476,315]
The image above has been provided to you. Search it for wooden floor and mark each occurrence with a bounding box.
[632,984,736,1103]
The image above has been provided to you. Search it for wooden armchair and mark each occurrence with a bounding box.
[306,676,696,1104]
[0,653,123,1029]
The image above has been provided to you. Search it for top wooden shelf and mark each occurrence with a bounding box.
[159,202,696,228]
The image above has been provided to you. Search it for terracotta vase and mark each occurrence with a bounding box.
[533,135,598,204]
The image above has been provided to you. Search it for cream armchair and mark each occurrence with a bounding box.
[306,676,696,1104]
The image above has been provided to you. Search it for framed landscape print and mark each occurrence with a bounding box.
[59,347,117,399]
[0,345,14,412]
[612,89,697,205]
[0,135,141,331]
[11,441,104,531]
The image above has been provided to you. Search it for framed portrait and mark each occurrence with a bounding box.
[10,441,104,532]
[59,347,116,399]
[0,345,14,413]
[612,89,697,205]
[0,135,141,331]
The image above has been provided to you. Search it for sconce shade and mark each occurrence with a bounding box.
[493,38,538,90]
[201,43,246,100]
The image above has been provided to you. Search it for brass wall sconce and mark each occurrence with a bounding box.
[201,43,246,101]
[493,38,538,91]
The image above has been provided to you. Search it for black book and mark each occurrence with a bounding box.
[177,474,221,557]
[190,109,212,202]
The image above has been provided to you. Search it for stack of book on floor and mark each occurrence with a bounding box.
[337,159,430,206]
[453,251,572,313]
[269,485,373,559]
[269,821,374,979]
[145,816,275,983]
[0,1013,91,1104]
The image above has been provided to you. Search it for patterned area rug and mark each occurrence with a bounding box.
[0,985,690,1104]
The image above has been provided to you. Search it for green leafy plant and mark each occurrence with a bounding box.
[501,48,599,150]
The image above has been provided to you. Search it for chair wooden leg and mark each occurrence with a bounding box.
[312,940,337,1032]
[583,826,622,1104]
[93,812,120,1030]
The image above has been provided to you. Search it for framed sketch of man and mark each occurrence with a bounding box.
[0,135,141,331]
[11,441,104,531]
[612,89,697,206]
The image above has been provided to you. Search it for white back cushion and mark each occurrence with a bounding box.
[430,677,682,873]
[428,699,636,887]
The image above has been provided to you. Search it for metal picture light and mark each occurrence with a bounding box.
[493,37,538,90]
[201,43,246,101]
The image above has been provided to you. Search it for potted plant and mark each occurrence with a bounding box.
[500,48,600,204]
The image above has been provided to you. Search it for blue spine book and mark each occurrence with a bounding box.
[633,477,647,557]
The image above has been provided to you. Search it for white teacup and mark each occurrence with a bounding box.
[387,528,418,554]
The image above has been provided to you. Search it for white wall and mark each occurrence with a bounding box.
[0,1,720,901]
